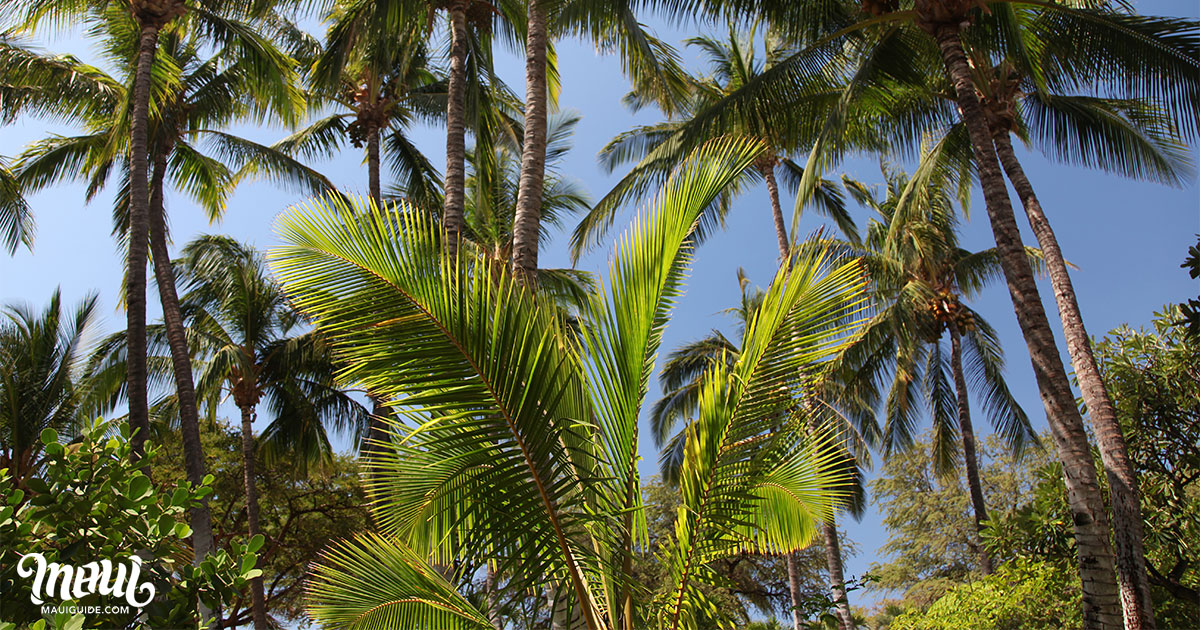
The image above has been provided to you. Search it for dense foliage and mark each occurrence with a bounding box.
[887,560,1081,630]
[0,419,261,629]
[0,0,1195,628]
[155,422,370,626]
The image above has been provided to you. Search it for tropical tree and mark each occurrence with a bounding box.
[650,270,873,630]
[836,165,1036,578]
[662,2,1199,625]
[307,0,523,256]
[12,15,317,624]
[272,139,867,630]
[161,235,367,628]
[295,5,444,212]
[508,0,692,282]
[804,41,1192,619]
[0,289,101,486]
[976,57,1189,628]
[0,161,30,255]
[461,111,595,311]
[572,25,855,262]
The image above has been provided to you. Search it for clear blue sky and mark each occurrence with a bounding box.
[2,0,1197,615]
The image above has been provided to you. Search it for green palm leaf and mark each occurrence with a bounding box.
[305,532,494,629]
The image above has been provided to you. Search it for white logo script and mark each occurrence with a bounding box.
[16,553,156,608]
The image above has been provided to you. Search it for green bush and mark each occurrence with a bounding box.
[888,560,1081,630]
[0,418,262,629]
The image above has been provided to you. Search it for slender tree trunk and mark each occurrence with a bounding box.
[485,564,501,628]
[361,395,390,504]
[443,2,469,259]
[786,552,803,630]
[126,19,160,463]
[367,126,382,209]
[619,483,635,630]
[994,132,1155,629]
[947,320,993,575]
[769,164,810,630]
[361,132,395,503]
[148,147,217,627]
[822,520,853,630]
[511,0,550,285]
[238,400,268,629]
[928,21,1122,630]
[760,161,791,260]
[773,175,855,629]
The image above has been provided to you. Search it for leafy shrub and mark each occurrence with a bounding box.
[0,418,262,629]
[888,560,1081,630]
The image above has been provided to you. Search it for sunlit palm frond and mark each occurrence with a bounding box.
[305,532,494,630]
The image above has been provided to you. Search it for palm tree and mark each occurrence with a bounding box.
[571,26,855,262]
[170,235,368,629]
[800,47,1191,622]
[273,139,867,630]
[462,111,595,304]
[311,0,523,256]
[0,161,30,254]
[976,58,1187,626]
[16,0,188,462]
[650,270,874,630]
[12,12,319,628]
[837,165,1037,578]
[661,3,1198,625]
[0,290,102,487]
[298,5,445,212]
[509,0,694,283]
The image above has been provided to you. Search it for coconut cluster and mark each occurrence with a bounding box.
[133,0,186,28]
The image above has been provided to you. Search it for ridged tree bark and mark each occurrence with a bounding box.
[511,0,549,285]
[821,521,853,630]
[125,17,160,463]
[923,11,1122,628]
[148,143,217,627]
[235,396,268,629]
[993,131,1155,629]
[367,125,382,209]
[443,1,469,260]
[362,126,394,501]
[947,320,993,575]
[759,159,791,258]
[786,553,803,630]
[362,395,390,501]
[485,564,501,627]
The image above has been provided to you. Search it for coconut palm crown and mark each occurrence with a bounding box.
[271,139,868,630]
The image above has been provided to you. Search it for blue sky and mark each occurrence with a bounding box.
[2,0,1197,615]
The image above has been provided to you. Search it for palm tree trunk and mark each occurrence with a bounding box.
[367,125,382,209]
[443,1,469,259]
[785,552,803,630]
[822,520,853,630]
[361,395,390,503]
[125,19,160,463]
[770,181,854,630]
[767,163,815,630]
[361,133,394,503]
[485,564,501,627]
[760,161,790,260]
[238,401,268,629]
[148,146,217,627]
[993,132,1155,629]
[947,320,993,575]
[511,0,550,285]
[927,20,1122,630]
